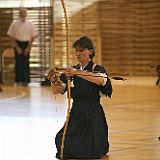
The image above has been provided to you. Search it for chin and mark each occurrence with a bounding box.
[77,57,82,61]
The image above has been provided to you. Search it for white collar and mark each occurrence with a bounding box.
[80,60,91,70]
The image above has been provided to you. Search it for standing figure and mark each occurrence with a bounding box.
[48,36,112,159]
[156,64,160,86]
[7,8,37,86]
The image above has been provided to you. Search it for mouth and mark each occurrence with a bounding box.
[76,55,82,59]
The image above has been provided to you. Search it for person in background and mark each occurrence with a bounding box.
[7,7,37,86]
[156,64,160,86]
[48,36,112,159]
[0,85,2,92]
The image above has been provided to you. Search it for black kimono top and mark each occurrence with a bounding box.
[60,61,112,100]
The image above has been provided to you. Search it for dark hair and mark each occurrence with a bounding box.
[72,36,95,59]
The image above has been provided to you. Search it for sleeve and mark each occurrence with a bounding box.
[7,21,15,37]
[60,73,67,84]
[31,23,38,38]
[60,73,73,94]
[94,65,113,98]
[59,64,79,94]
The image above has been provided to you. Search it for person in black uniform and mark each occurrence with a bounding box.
[48,36,112,159]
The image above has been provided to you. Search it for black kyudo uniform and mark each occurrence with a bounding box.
[55,60,112,159]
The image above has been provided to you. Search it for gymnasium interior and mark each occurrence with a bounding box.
[0,0,160,160]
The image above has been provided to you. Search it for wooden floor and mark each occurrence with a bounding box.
[0,76,160,160]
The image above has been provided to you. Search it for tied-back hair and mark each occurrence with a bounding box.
[72,36,95,59]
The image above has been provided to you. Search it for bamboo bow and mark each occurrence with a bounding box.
[59,0,71,159]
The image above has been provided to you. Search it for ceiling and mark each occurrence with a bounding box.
[0,0,51,8]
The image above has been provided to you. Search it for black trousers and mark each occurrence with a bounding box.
[14,40,30,83]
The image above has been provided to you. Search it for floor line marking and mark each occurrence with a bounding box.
[0,91,26,103]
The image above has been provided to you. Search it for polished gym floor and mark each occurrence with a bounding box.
[0,76,160,160]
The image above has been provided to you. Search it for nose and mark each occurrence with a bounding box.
[75,51,81,55]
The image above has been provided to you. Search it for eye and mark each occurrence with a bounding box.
[75,49,85,53]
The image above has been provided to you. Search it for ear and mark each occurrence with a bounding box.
[89,49,93,55]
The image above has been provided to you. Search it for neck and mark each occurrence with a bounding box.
[80,60,91,68]
[20,18,26,23]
